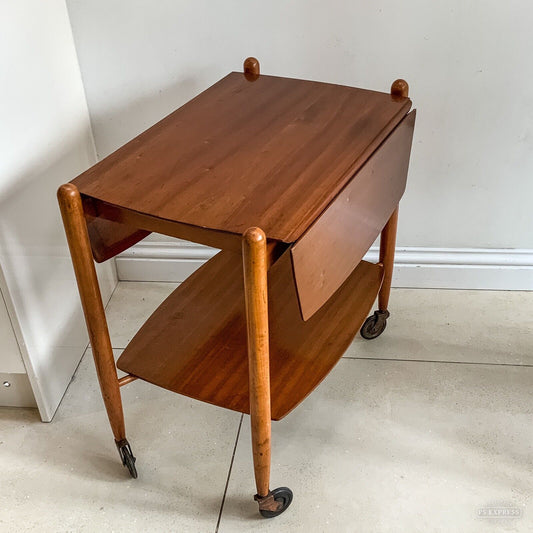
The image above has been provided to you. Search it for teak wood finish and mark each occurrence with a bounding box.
[242,228,271,499]
[58,57,416,518]
[378,207,399,313]
[57,184,126,443]
[291,110,416,320]
[72,71,411,246]
[115,250,382,419]
[243,56,260,81]
[377,78,410,315]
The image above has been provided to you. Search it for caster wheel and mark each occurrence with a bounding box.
[360,310,389,340]
[255,487,293,518]
[116,439,138,479]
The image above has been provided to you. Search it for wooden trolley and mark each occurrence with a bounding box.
[57,58,416,518]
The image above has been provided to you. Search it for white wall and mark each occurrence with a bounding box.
[67,1,533,252]
[0,1,117,420]
[0,290,23,374]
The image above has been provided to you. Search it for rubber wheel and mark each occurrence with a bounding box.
[117,441,138,479]
[259,487,293,518]
[360,311,388,340]
[122,447,138,479]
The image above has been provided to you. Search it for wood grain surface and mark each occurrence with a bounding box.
[57,184,126,441]
[291,110,416,320]
[85,215,150,263]
[242,227,272,496]
[117,249,383,420]
[378,207,399,312]
[73,72,411,245]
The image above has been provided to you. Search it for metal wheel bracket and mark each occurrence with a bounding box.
[115,438,138,478]
[255,487,293,518]
[360,309,390,340]
[255,492,283,513]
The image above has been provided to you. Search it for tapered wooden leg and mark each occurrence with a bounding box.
[378,207,399,312]
[361,78,409,340]
[57,183,137,478]
[242,227,271,498]
[242,227,292,518]
[360,207,399,340]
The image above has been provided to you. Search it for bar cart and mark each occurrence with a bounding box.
[58,58,416,518]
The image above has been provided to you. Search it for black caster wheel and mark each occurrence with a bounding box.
[255,487,293,518]
[360,310,390,340]
[116,439,138,479]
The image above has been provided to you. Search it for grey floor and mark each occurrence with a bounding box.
[1,284,533,532]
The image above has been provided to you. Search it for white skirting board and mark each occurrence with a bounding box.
[116,241,533,291]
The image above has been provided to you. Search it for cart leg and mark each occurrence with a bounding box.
[378,206,399,313]
[361,79,409,340]
[360,207,399,340]
[57,183,137,479]
[242,228,293,518]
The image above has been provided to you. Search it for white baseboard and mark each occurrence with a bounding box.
[116,241,533,290]
[116,241,218,282]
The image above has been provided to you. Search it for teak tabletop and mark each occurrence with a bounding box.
[73,72,411,244]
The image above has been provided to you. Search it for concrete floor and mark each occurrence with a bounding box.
[1,284,532,532]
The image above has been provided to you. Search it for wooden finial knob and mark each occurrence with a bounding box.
[244,57,260,81]
[391,79,409,98]
[243,226,266,245]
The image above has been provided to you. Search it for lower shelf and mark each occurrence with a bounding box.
[117,249,383,420]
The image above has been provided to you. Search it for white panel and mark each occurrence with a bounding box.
[0,1,117,420]
[0,373,36,408]
[0,288,25,374]
[116,240,217,282]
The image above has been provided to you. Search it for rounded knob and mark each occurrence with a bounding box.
[243,57,260,81]
[391,79,409,98]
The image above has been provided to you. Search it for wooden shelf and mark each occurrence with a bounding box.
[117,249,383,420]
